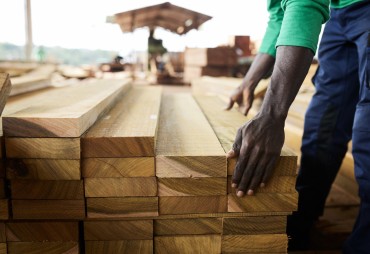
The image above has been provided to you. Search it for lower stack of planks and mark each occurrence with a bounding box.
[0,77,298,253]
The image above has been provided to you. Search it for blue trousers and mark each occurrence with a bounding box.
[287,2,370,253]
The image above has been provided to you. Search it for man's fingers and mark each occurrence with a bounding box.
[236,150,259,197]
[225,99,235,111]
[261,156,279,186]
[232,147,249,187]
[246,158,268,195]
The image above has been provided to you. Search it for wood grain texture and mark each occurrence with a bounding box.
[11,180,83,200]
[83,157,154,178]
[6,222,79,241]
[84,220,153,240]
[3,79,131,137]
[156,94,226,178]
[0,180,5,199]
[12,200,85,219]
[228,193,298,213]
[227,176,296,194]
[82,87,161,157]
[5,138,80,159]
[222,234,288,253]
[223,216,287,235]
[7,242,79,254]
[158,178,226,196]
[7,159,80,180]
[85,177,157,197]
[156,156,226,178]
[0,243,6,254]
[0,200,8,220]
[0,73,12,116]
[159,196,227,215]
[155,235,221,254]
[155,218,222,236]
[85,240,153,254]
[0,223,5,242]
[87,197,158,218]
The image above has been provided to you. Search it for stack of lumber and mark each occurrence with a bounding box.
[9,64,56,96]
[0,62,39,78]
[81,86,161,253]
[184,47,237,83]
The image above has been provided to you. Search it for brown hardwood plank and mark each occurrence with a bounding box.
[85,177,157,197]
[7,242,79,254]
[12,200,85,219]
[158,178,226,196]
[156,94,226,178]
[155,218,222,236]
[222,234,287,253]
[6,222,79,241]
[0,243,6,254]
[11,180,84,199]
[87,197,158,218]
[83,157,154,178]
[155,235,221,254]
[85,240,153,254]
[0,223,5,243]
[228,193,298,213]
[0,180,4,199]
[0,200,8,220]
[227,176,296,194]
[159,196,227,215]
[5,138,80,159]
[3,79,131,137]
[0,73,12,116]
[84,220,153,240]
[223,216,287,235]
[7,159,80,180]
[82,87,161,157]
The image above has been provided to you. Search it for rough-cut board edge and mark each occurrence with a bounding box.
[0,73,12,116]
[6,159,81,180]
[154,218,223,236]
[84,240,153,254]
[222,216,287,235]
[0,223,5,243]
[228,193,298,213]
[227,176,296,194]
[0,243,6,254]
[5,222,79,242]
[86,197,159,219]
[156,155,226,178]
[5,138,80,159]
[82,157,155,178]
[6,242,79,254]
[0,199,9,220]
[2,80,132,137]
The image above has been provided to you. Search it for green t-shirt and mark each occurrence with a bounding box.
[259,0,364,57]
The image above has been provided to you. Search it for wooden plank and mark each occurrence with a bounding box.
[85,240,153,254]
[155,218,222,236]
[11,180,84,199]
[228,193,298,213]
[6,222,79,241]
[83,157,154,178]
[0,180,4,199]
[84,220,153,240]
[155,235,221,254]
[3,79,131,137]
[5,138,80,159]
[85,177,157,197]
[6,159,80,180]
[222,234,287,253]
[227,176,296,194]
[0,73,12,116]
[159,196,227,215]
[7,242,79,254]
[185,47,237,67]
[0,200,8,220]
[0,243,6,254]
[87,197,158,218]
[156,94,226,178]
[0,223,5,243]
[223,216,286,235]
[12,200,85,219]
[82,87,161,157]
[158,178,226,196]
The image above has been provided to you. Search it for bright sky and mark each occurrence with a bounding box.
[0,0,268,55]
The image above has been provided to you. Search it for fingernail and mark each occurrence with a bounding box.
[237,191,244,197]
[260,183,265,188]
[231,183,237,188]
[226,150,234,158]
[247,189,254,196]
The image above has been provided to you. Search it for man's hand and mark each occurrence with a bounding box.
[227,114,284,197]
[225,53,275,116]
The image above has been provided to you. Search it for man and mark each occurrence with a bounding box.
[226,0,370,252]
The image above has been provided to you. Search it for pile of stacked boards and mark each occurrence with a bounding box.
[0,78,298,253]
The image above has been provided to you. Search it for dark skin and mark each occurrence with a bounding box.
[226,53,275,115]
[227,46,313,197]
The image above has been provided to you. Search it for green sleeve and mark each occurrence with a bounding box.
[259,0,284,57]
[277,0,330,54]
